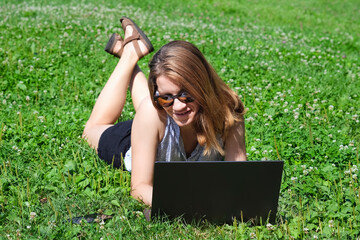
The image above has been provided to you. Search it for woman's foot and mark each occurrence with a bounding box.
[120,16,154,60]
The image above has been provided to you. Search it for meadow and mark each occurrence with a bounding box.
[0,0,359,238]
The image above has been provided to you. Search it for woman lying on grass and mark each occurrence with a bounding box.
[83,16,247,206]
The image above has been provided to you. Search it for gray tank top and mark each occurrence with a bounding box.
[123,116,223,171]
[156,116,223,162]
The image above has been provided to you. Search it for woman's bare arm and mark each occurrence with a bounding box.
[224,116,247,161]
[130,98,166,206]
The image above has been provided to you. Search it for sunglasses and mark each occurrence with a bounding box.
[154,91,195,107]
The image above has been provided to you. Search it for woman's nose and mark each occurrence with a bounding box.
[172,98,187,110]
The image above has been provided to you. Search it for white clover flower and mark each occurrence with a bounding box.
[294,112,299,119]
[246,117,255,122]
[48,221,56,228]
[266,223,274,230]
[38,116,45,122]
[30,212,36,220]
[329,105,334,110]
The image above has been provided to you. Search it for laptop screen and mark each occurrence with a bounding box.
[151,161,283,224]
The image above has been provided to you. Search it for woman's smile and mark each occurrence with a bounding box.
[174,110,190,116]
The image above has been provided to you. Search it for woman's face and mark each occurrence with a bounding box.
[156,75,200,128]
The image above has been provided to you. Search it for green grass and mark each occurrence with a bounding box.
[1,0,359,238]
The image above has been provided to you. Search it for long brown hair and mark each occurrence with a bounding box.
[148,40,245,155]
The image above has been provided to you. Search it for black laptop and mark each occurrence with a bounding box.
[150,161,283,224]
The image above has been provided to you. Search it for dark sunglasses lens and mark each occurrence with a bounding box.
[178,96,194,103]
[178,97,189,103]
[179,92,194,103]
[157,97,173,107]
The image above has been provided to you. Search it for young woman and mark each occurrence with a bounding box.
[83,17,247,207]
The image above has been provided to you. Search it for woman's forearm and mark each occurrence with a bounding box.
[131,184,153,207]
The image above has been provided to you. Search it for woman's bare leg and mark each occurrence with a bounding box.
[83,25,151,149]
[130,65,151,111]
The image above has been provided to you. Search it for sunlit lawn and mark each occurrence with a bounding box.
[1,0,359,238]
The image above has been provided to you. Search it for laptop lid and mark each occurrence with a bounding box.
[151,161,283,224]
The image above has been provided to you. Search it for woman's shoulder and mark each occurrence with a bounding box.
[133,97,167,138]
[136,97,167,120]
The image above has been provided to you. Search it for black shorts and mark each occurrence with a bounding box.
[97,120,133,169]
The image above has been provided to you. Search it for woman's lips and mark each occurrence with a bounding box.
[174,110,191,117]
